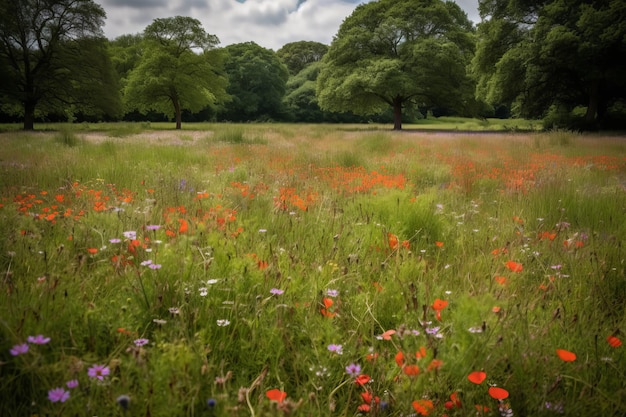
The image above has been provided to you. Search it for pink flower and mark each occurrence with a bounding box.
[48,387,70,403]
[27,334,50,344]
[87,364,110,380]
[10,343,29,356]
[66,379,79,389]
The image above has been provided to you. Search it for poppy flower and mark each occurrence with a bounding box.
[488,386,509,400]
[427,359,443,371]
[467,371,487,385]
[355,374,371,386]
[266,389,286,403]
[87,248,98,254]
[412,399,434,416]
[403,364,420,376]
[444,391,462,409]
[432,299,448,310]
[361,391,373,404]
[415,346,427,359]
[556,349,576,362]
[505,261,523,272]
[382,329,395,340]
[607,335,622,348]
[357,403,371,413]
[435,241,444,247]
[395,351,405,367]
[388,233,399,250]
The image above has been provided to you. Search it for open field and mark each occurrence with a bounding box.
[1,125,625,416]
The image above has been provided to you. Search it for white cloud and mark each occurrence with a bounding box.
[100,0,479,50]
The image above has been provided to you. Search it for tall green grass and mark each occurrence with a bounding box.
[0,126,625,416]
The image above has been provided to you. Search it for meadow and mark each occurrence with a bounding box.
[0,124,625,417]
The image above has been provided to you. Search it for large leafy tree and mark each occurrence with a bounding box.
[219,42,289,122]
[473,0,626,129]
[0,0,119,129]
[317,0,475,130]
[124,16,228,129]
[276,41,328,75]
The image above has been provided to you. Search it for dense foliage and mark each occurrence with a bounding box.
[317,0,476,130]
[1,0,625,129]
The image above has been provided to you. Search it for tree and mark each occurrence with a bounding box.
[124,16,228,129]
[473,0,626,129]
[317,0,475,130]
[0,0,119,129]
[276,41,328,75]
[218,42,289,122]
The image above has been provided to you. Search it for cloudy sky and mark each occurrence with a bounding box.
[99,0,480,51]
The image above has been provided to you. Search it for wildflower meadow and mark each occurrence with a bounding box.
[1,124,625,416]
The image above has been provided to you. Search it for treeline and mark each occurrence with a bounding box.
[1,0,625,130]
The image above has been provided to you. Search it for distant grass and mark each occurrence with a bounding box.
[0,127,625,417]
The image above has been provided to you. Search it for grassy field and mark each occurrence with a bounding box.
[1,124,625,416]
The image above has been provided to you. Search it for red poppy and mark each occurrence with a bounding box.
[435,241,444,247]
[357,403,371,413]
[412,399,434,416]
[488,386,509,400]
[607,335,622,348]
[87,248,98,254]
[494,276,507,285]
[361,391,373,404]
[505,261,523,272]
[323,298,333,309]
[427,359,443,371]
[556,349,576,362]
[355,374,371,386]
[467,371,486,385]
[432,299,448,310]
[395,351,405,367]
[388,233,399,250]
[415,346,427,359]
[403,364,420,376]
[265,389,287,403]
[178,218,189,233]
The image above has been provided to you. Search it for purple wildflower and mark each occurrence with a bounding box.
[327,344,343,354]
[27,334,50,344]
[326,289,339,297]
[87,364,110,380]
[134,338,149,347]
[10,343,29,356]
[145,225,161,231]
[345,363,361,377]
[270,288,284,295]
[48,387,70,403]
[148,263,161,270]
[66,379,79,389]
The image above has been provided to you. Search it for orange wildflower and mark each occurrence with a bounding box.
[494,276,507,285]
[403,364,420,376]
[505,260,523,272]
[265,389,286,403]
[467,371,486,385]
[178,218,189,233]
[427,359,443,372]
[395,351,405,367]
[607,335,622,348]
[355,374,371,385]
[412,399,434,416]
[87,248,98,254]
[488,386,509,400]
[381,329,396,340]
[415,346,427,359]
[556,349,576,362]
[388,233,399,250]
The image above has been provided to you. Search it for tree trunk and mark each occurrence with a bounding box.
[23,99,36,131]
[393,97,402,130]
[174,99,182,130]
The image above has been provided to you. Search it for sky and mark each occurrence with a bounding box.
[99,0,480,51]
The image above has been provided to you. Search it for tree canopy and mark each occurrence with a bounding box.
[0,0,119,129]
[123,17,228,129]
[219,42,289,122]
[473,0,626,129]
[276,41,328,75]
[316,0,475,130]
